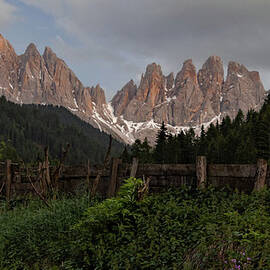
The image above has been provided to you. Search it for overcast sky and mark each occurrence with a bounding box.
[1,0,270,99]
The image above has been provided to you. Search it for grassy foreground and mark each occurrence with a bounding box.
[1,179,270,269]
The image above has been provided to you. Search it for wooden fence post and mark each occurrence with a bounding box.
[44,147,51,189]
[196,156,207,188]
[107,158,121,198]
[130,158,139,178]
[5,160,12,203]
[254,159,268,191]
[86,160,90,192]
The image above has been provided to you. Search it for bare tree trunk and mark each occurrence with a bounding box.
[91,135,112,197]
[5,160,12,204]
[21,161,50,208]
[107,158,121,198]
[44,146,51,192]
[52,144,70,195]
[0,182,5,196]
[86,159,90,192]
[27,168,50,208]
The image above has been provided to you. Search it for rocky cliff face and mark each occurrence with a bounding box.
[0,34,267,145]
[111,56,266,143]
[111,80,137,117]
[221,61,265,119]
[197,56,224,122]
[112,55,266,129]
[0,34,20,100]
[0,34,115,139]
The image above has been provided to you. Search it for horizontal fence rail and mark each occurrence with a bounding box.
[0,157,269,202]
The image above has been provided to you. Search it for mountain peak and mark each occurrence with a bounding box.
[175,58,197,88]
[206,55,222,63]
[199,55,224,84]
[222,60,265,120]
[183,58,193,66]
[124,79,136,89]
[145,62,162,75]
[43,46,56,57]
[227,61,248,75]
[111,79,138,117]
[165,72,174,90]
[43,46,58,66]
[197,56,224,119]
[90,84,106,106]
[24,43,40,57]
[202,56,223,72]
[0,33,14,53]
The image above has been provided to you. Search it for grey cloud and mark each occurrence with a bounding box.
[19,0,270,95]
[0,0,17,28]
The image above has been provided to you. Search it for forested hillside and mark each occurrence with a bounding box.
[128,94,270,164]
[0,97,123,164]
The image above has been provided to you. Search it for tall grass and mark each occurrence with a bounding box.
[0,195,92,269]
[1,182,270,269]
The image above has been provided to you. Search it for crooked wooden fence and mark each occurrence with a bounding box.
[0,157,269,201]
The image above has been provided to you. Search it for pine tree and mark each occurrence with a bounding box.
[166,134,178,163]
[131,139,142,159]
[256,117,270,160]
[121,146,131,163]
[233,109,244,128]
[154,122,168,163]
[198,125,207,156]
[141,138,152,163]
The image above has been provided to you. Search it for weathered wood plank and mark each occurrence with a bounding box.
[137,164,196,176]
[12,182,40,191]
[208,164,257,178]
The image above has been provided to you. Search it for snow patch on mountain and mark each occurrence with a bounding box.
[89,101,223,145]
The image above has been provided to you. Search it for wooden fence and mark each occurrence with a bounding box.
[0,157,269,202]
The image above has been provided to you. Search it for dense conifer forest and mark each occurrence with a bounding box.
[1,93,270,166]
[126,94,270,165]
[0,96,123,164]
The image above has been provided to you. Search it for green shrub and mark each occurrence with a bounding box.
[1,181,270,269]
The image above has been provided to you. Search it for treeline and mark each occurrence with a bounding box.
[0,96,123,164]
[125,94,270,164]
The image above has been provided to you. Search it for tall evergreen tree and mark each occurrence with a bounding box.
[198,125,207,156]
[154,122,168,163]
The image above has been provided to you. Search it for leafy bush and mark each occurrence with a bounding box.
[71,185,270,269]
[1,181,270,269]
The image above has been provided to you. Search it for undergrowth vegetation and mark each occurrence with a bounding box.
[1,179,270,269]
